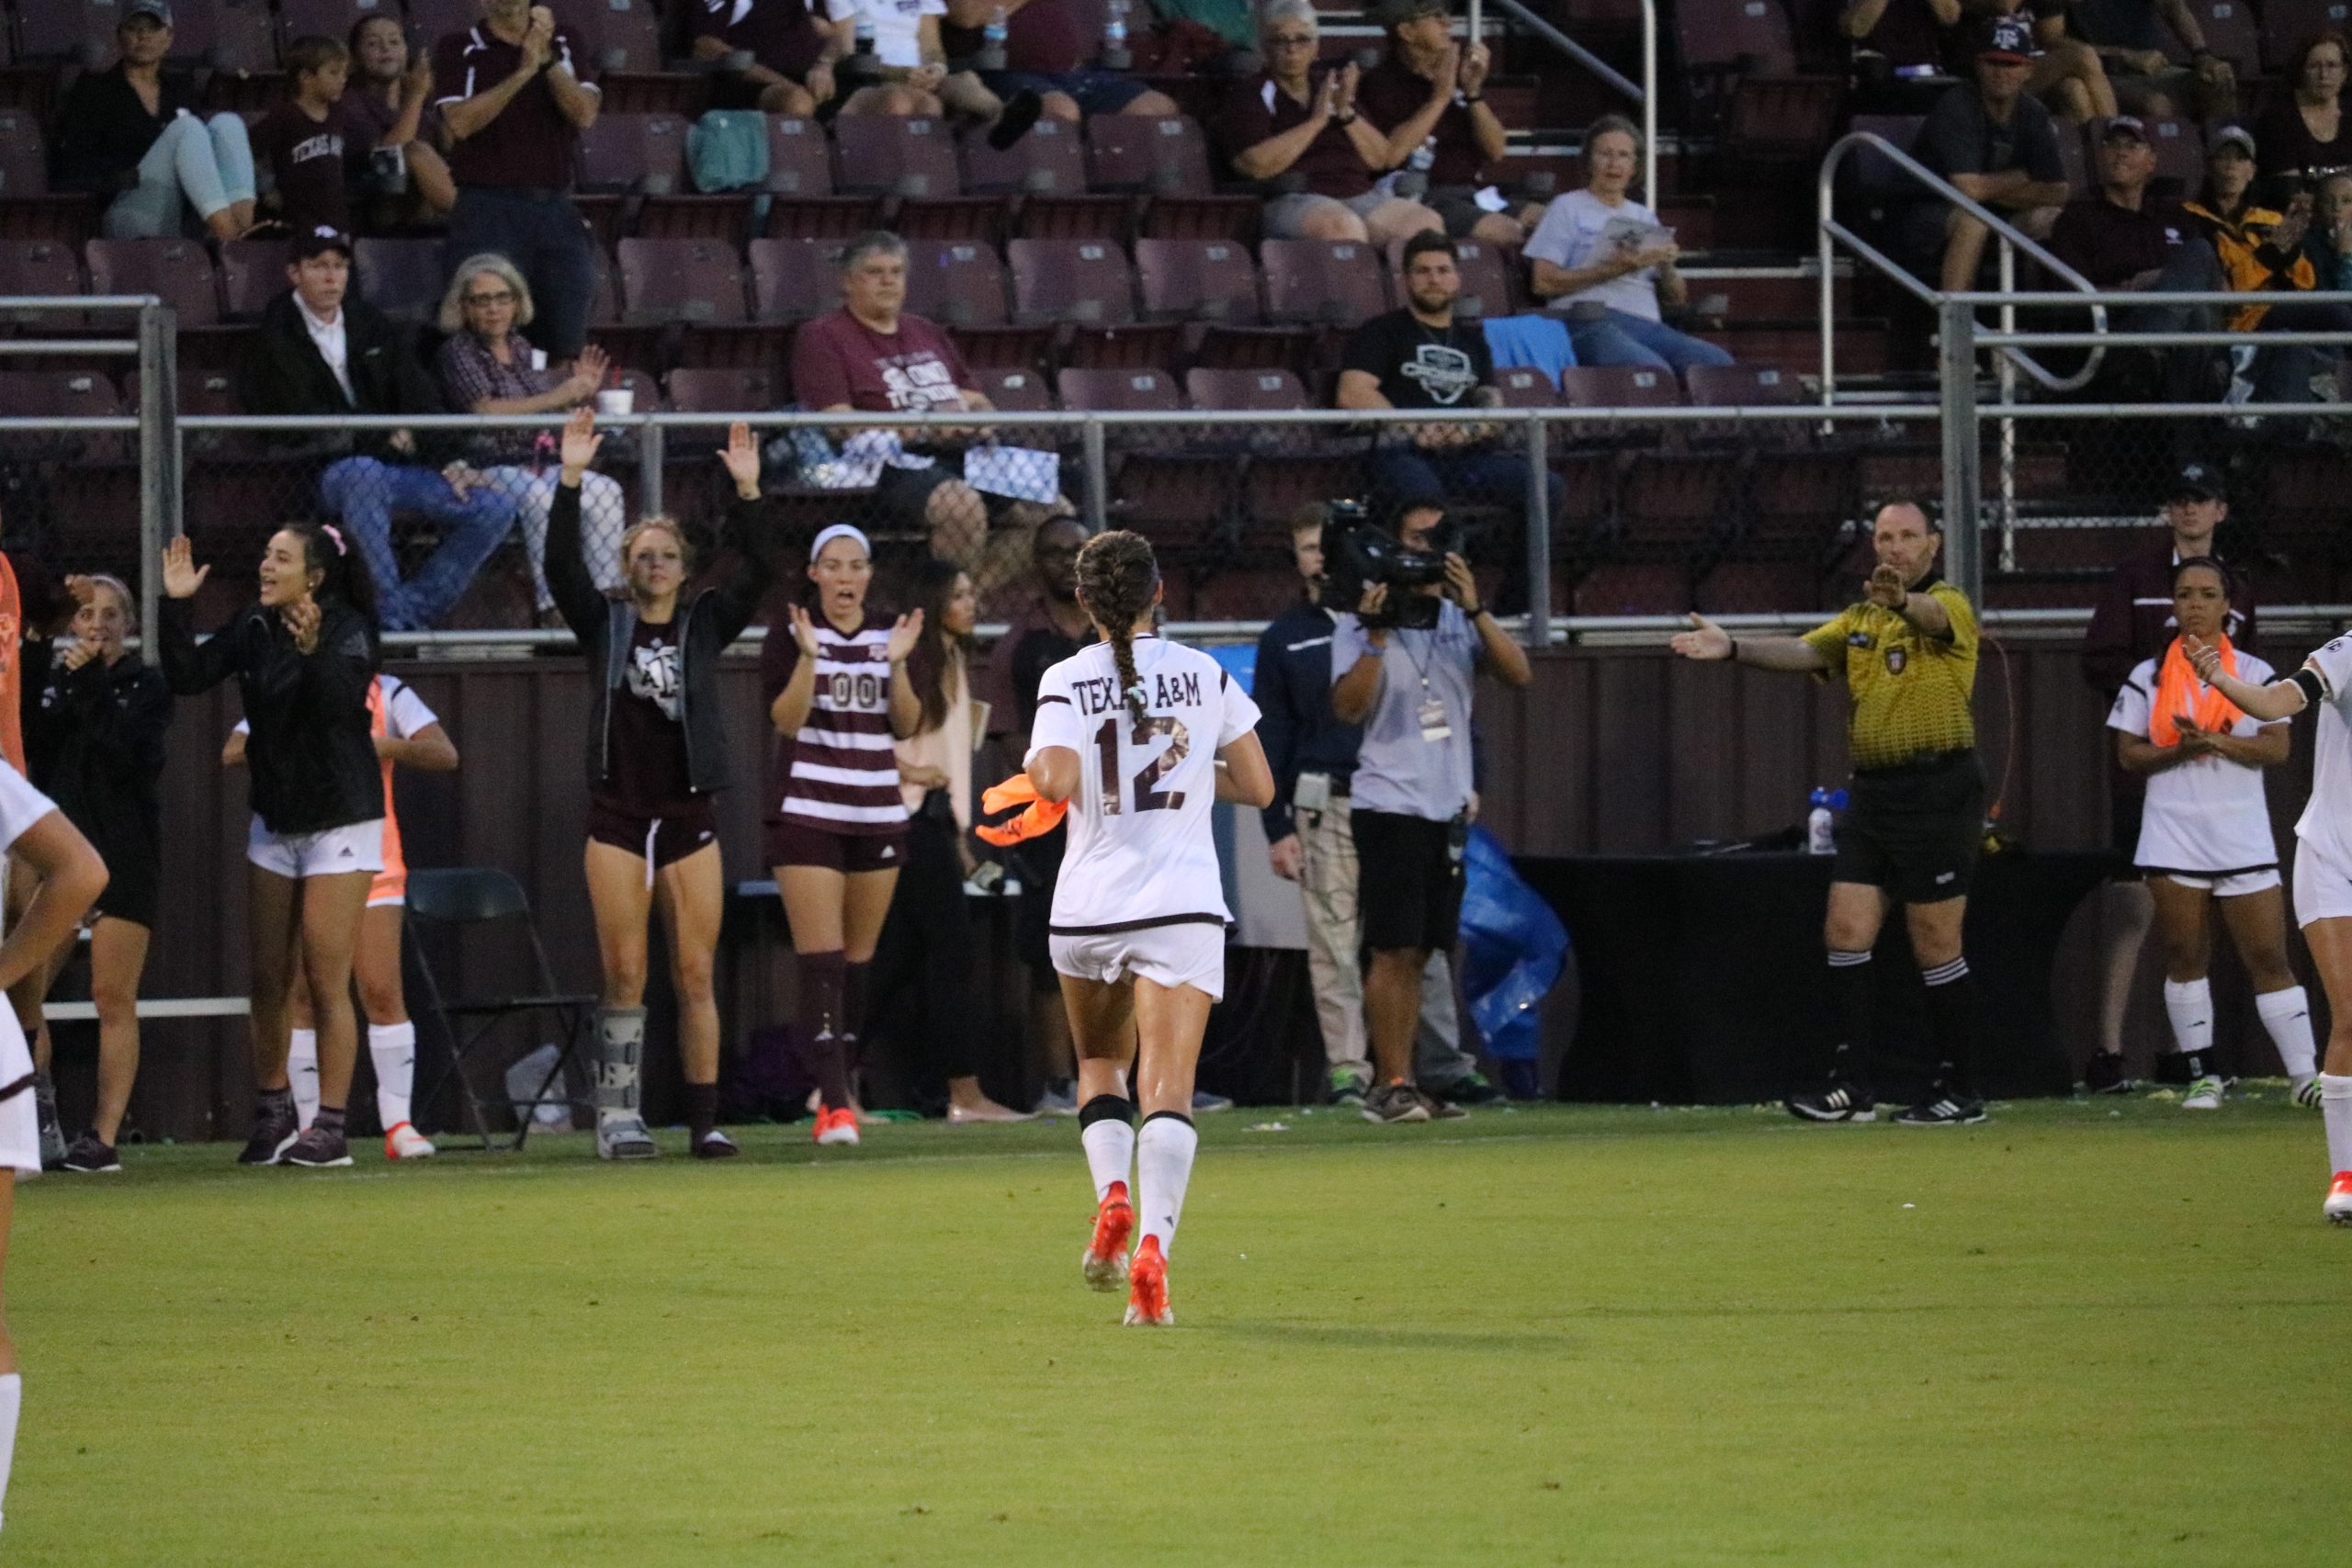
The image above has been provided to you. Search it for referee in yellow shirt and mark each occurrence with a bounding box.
[1672,498,1990,1126]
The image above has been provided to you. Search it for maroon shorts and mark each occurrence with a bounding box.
[588,796,718,870]
[765,818,907,874]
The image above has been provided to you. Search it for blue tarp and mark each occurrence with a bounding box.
[1456,825,1569,1063]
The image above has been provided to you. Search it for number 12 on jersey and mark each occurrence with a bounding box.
[1093,714,1191,815]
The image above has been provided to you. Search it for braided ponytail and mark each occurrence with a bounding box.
[1075,529,1159,724]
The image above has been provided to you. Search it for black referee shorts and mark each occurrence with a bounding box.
[1351,807,1464,953]
[1833,750,1985,905]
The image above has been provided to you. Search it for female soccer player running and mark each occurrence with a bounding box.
[161,523,384,1168]
[2188,624,2352,1222]
[0,757,107,1534]
[1020,531,1272,1325]
[2109,560,2316,1110]
[551,410,781,1161]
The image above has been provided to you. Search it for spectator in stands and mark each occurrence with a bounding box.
[2256,31,2352,190]
[239,228,514,633]
[2183,128,2352,404]
[1524,115,1734,372]
[434,254,626,625]
[1339,232,1565,550]
[1909,17,2071,290]
[830,0,1010,120]
[693,0,842,117]
[1355,0,1540,249]
[434,1,602,360]
[48,1,259,243]
[1955,2,2116,123]
[345,13,457,231]
[1220,1,1443,245]
[942,0,1182,125]
[2064,0,2236,120]
[2050,115,2226,401]
[254,36,360,238]
[2236,167,2352,401]
[1844,0,1962,111]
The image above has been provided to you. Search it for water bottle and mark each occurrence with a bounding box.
[979,5,1010,72]
[1806,787,1845,855]
[1102,0,1132,71]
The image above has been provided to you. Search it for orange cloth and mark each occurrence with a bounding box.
[975,772,1069,846]
[0,552,22,775]
[2150,634,2245,749]
[366,678,408,905]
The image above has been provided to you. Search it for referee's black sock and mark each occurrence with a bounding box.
[1826,949,1873,1088]
[1922,955,1984,1100]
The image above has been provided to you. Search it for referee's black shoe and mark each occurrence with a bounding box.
[1894,1096,1988,1126]
[1787,1084,1877,1122]
[2081,1050,2133,1094]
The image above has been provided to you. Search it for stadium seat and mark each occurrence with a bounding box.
[277,1,387,50]
[405,0,492,50]
[762,116,834,197]
[187,0,282,73]
[1009,239,1136,327]
[1057,367,1183,412]
[1683,362,1810,445]
[2170,0,2263,76]
[2261,0,2352,73]
[1846,114,1928,202]
[579,112,690,196]
[1491,367,1561,407]
[0,240,85,329]
[17,0,119,65]
[1558,366,1686,414]
[1183,367,1308,411]
[832,117,963,198]
[1676,0,1799,75]
[972,365,1055,412]
[0,370,130,463]
[2119,115,2205,191]
[963,116,1089,196]
[749,237,844,322]
[1085,115,1216,197]
[1261,239,1389,326]
[2053,124,2091,201]
[1135,237,1261,324]
[84,238,220,327]
[904,240,1010,329]
[666,366,777,413]
[575,0,665,73]
[350,236,446,325]
[617,238,751,325]
[1140,194,1261,246]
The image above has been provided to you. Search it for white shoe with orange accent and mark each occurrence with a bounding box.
[1082,1180,1135,1292]
[1123,1235,1172,1326]
[384,1122,436,1160]
[814,1106,861,1146]
[2326,1172,2352,1226]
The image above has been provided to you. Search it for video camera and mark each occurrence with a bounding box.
[1321,499,1464,632]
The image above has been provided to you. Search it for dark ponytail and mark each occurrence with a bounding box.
[1075,530,1159,724]
[285,519,379,629]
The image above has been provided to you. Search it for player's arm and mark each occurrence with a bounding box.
[1330,591,1391,724]
[1669,613,1832,672]
[1024,682,1085,804]
[1448,557,1531,687]
[2186,636,2316,720]
[379,720,458,772]
[0,810,105,991]
[2203,721,2293,768]
[221,726,248,768]
[2114,729,2205,775]
[1029,744,1080,804]
[1214,731,1277,808]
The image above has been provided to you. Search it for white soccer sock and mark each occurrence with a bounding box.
[1136,1113,1199,1259]
[2323,1076,2352,1175]
[288,1028,320,1131]
[2256,987,2318,1081]
[0,1371,20,1537]
[2162,977,2215,1061]
[369,1021,417,1130]
[1080,1112,1135,1203]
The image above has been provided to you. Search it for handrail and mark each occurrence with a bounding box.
[1486,0,1656,206]
[1816,130,2109,402]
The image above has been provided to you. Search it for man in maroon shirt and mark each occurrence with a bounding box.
[1353,0,1539,248]
[941,0,1178,123]
[434,1,601,358]
[691,0,843,117]
[2049,115,2228,399]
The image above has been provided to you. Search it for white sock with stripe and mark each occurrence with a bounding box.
[370,1021,417,1130]
[288,1029,320,1131]
[1078,1096,1136,1202]
[2162,977,2214,1070]
[2256,987,2317,1081]
[2323,1076,2352,1175]
[1137,1112,1198,1258]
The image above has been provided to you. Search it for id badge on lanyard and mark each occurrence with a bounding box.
[1417,681,1452,744]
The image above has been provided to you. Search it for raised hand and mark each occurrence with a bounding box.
[566,344,611,401]
[160,536,209,601]
[1866,564,1908,610]
[282,594,322,655]
[1357,581,1388,621]
[1459,40,1490,96]
[1431,42,1462,98]
[1442,552,1479,612]
[718,420,762,496]
[1336,61,1361,115]
[59,637,97,671]
[1669,611,1732,660]
[560,406,603,476]
[790,604,824,660]
[64,573,98,608]
[886,608,925,665]
[2183,633,2222,682]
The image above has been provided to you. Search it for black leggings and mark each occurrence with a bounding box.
[871,801,981,1087]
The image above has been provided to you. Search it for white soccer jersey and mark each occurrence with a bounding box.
[2108,651,2285,875]
[0,760,58,859]
[1026,636,1261,934]
[2297,632,2352,867]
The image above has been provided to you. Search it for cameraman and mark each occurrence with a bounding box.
[1329,502,1532,1124]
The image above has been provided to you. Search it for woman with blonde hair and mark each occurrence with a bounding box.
[433,253,623,623]
[548,410,785,1160]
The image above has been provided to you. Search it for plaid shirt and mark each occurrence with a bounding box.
[435,329,563,461]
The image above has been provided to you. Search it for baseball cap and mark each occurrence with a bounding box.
[290,225,354,262]
[2211,123,2257,159]
[2098,114,2150,144]
[1978,15,2033,62]
[123,0,174,26]
[1373,0,1449,27]
[2167,462,2227,502]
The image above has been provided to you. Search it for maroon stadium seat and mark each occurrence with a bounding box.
[762,117,889,240]
[963,116,1090,196]
[0,371,130,463]
[666,366,777,412]
[1008,239,1136,327]
[2169,0,2263,76]
[749,236,844,322]
[831,117,963,198]
[1135,237,1261,324]
[84,238,220,327]
[277,1,388,50]
[2260,0,2352,73]
[1085,115,1216,197]
[1261,239,1388,326]
[350,235,446,324]
[1490,367,1561,407]
[1183,367,1307,410]
[0,240,85,329]
[17,0,119,65]
[971,365,1055,412]
[576,0,665,73]
[1139,194,1261,246]
[1684,363,1807,406]
[406,0,491,50]
[2139,115,2207,191]
[1676,0,1799,75]
[617,238,750,325]
[577,112,690,194]
[1559,366,1686,412]
[1056,367,1184,412]
[904,240,1011,329]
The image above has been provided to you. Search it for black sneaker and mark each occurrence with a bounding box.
[237,1098,300,1165]
[282,1124,354,1167]
[1787,1084,1877,1122]
[1360,1081,1431,1125]
[692,1130,741,1160]
[61,1131,120,1172]
[1425,1070,1503,1106]
[2082,1051,2132,1094]
[1894,1096,1988,1126]
[1415,1087,1470,1121]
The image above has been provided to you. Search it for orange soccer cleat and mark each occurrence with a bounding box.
[1082,1180,1135,1292]
[814,1106,861,1147]
[2326,1171,2352,1226]
[1123,1235,1172,1326]
[384,1122,436,1161]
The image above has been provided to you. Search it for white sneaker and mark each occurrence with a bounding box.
[2292,1075,2322,1109]
[596,1114,660,1160]
[384,1122,436,1160]
[2327,1173,2352,1225]
[2182,1075,2224,1111]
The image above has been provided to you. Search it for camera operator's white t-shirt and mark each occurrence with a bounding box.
[1329,604,1477,823]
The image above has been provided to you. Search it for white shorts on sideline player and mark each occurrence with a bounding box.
[2155,867,2283,898]
[2295,839,2352,929]
[1052,920,1228,1000]
[245,816,386,880]
[0,1005,42,1179]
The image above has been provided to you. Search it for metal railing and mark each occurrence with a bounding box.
[1487,0,1657,204]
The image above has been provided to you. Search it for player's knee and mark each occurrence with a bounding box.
[90,977,139,1023]
[672,953,717,1001]
[356,977,406,1022]
[1041,92,1081,123]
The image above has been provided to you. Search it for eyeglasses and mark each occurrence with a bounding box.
[464,289,515,306]
[1267,34,1317,48]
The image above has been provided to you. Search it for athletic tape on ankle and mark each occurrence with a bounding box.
[1078,1094,1136,1129]
[1140,1110,1195,1130]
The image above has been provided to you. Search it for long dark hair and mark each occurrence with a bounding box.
[284,519,380,629]
[1075,531,1159,725]
[904,558,973,735]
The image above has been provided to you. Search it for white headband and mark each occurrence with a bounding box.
[809,524,871,559]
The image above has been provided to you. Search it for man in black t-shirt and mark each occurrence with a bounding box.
[1336,231,1562,562]
[1908,17,2073,288]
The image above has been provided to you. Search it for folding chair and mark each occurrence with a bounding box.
[404,866,599,1152]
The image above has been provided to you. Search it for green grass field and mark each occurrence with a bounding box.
[6,1094,2342,1567]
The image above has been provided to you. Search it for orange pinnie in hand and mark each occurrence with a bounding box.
[975,773,1069,846]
